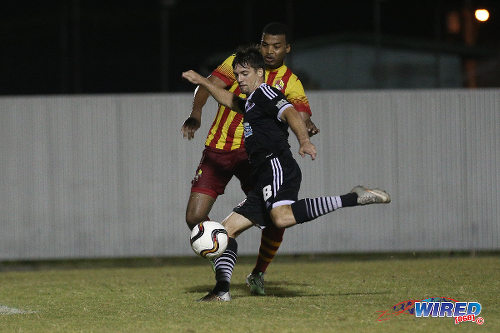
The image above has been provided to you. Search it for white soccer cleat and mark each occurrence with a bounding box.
[197,291,231,302]
[351,185,391,205]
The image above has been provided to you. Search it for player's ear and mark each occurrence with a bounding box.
[285,43,291,54]
[257,68,264,78]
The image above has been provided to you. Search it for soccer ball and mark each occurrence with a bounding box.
[190,221,228,259]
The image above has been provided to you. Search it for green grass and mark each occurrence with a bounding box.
[0,255,499,332]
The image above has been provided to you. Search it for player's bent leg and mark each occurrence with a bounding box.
[276,187,390,226]
[185,192,216,230]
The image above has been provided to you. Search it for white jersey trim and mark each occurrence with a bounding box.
[277,104,292,122]
[261,84,278,99]
[272,200,295,209]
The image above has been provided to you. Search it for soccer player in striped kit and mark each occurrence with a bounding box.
[182,47,391,301]
[181,23,318,296]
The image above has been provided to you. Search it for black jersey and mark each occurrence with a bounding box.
[237,83,293,166]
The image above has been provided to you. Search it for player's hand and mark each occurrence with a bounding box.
[299,141,316,160]
[181,117,201,140]
[182,70,204,85]
[305,118,320,137]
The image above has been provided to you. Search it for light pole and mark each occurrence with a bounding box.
[462,1,490,87]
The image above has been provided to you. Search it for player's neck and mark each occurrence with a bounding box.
[266,62,285,71]
[248,79,265,94]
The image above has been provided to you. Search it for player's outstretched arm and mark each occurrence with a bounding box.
[181,75,227,140]
[281,107,317,160]
[182,70,242,113]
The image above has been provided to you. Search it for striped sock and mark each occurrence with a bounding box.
[252,225,285,274]
[291,193,358,224]
[212,237,238,294]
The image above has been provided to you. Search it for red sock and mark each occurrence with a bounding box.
[252,225,285,274]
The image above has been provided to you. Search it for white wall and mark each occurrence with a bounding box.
[0,89,498,260]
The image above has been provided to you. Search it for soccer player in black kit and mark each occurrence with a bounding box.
[182,47,391,301]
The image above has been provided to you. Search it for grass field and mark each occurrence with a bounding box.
[0,255,498,332]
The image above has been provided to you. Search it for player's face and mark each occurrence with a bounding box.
[260,33,290,69]
[233,63,264,94]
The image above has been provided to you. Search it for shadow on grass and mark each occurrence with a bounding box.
[2,251,497,272]
[186,281,390,299]
[186,280,309,292]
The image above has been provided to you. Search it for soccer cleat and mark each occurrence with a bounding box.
[246,272,265,296]
[351,185,391,205]
[197,291,231,302]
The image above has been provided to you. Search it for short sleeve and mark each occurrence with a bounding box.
[284,76,312,115]
[257,85,292,122]
[211,54,236,87]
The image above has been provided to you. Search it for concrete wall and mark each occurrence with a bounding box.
[0,89,498,260]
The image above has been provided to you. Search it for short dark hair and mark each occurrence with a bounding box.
[232,46,265,71]
[262,22,290,43]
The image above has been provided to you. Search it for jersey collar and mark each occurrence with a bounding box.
[248,83,268,100]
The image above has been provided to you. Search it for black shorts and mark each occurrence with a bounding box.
[233,150,302,228]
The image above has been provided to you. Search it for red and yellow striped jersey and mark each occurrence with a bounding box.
[205,54,311,151]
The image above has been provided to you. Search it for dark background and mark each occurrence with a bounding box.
[1,0,499,95]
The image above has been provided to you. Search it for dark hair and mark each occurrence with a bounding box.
[232,46,265,71]
[262,22,290,43]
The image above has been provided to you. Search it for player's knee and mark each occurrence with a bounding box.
[271,216,288,229]
[270,205,295,229]
[185,211,204,230]
[185,192,216,230]
[224,229,238,239]
[222,212,253,238]
[222,221,240,238]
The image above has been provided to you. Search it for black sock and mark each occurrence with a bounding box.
[291,193,359,224]
[212,237,238,294]
[340,192,358,207]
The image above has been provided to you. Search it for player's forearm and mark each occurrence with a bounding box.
[199,78,239,111]
[284,107,311,145]
[297,108,319,137]
[190,85,210,120]
[183,70,242,112]
[298,111,310,122]
[191,74,226,118]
